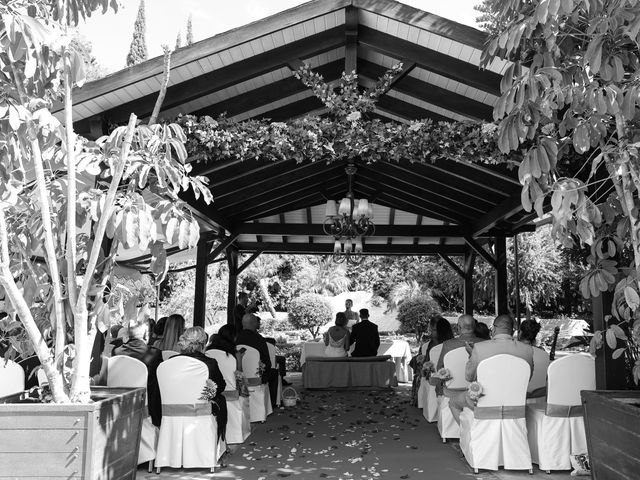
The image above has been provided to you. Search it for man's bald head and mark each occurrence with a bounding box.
[457,314,475,334]
[242,313,258,331]
[492,314,514,335]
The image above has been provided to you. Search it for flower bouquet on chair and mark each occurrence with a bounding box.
[235,371,250,397]
[199,379,220,416]
[421,361,435,380]
[465,381,484,408]
[257,360,267,382]
[429,367,452,386]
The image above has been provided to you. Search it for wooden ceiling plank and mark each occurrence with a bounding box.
[358,26,500,96]
[345,5,358,74]
[375,192,464,225]
[413,214,422,246]
[374,93,452,122]
[306,206,314,244]
[255,96,325,122]
[279,213,287,243]
[387,208,395,245]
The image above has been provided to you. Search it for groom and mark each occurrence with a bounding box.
[349,309,380,357]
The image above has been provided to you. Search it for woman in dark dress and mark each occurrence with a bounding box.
[206,324,236,357]
[177,327,228,441]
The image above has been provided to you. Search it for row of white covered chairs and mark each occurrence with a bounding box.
[420,348,595,473]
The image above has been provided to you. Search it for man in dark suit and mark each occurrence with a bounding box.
[349,308,380,357]
[233,292,249,336]
[110,320,163,427]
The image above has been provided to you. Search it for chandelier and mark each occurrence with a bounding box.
[323,163,375,264]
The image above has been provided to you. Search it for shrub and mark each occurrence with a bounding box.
[276,344,302,372]
[397,297,441,342]
[287,293,333,339]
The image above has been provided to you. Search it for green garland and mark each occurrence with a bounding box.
[176,64,511,168]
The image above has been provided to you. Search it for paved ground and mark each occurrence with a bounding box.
[138,374,571,480]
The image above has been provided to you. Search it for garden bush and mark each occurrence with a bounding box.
[276,343,302,372]
[287,293,333,339]
[397,296,441,342]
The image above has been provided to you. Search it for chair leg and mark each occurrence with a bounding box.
[210,467,215,473]
[148,460,154,473]
[156,466,161,474]
[529,468,534,475]
[474,468,478,474]
[442,437,446,443]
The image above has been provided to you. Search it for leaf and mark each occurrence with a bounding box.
[70,49,86,88]
[178,219,190,249]
[605,328,617,349]
[624,286,640,310]
[164,217,178,244]
[612,348,626,360]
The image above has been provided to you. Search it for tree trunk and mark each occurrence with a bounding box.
[258,278,277,319]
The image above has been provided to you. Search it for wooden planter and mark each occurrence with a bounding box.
[581,390,640,480]
[0,386,145,479]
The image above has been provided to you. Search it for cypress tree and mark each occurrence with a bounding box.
[186,14,194,45]
[175,32,182,49]
[126,0,148,67]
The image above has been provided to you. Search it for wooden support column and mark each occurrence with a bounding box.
[494,235,508,315]
[193,237,214,328]
[463,249,476,315]
[227,247,239,326]
[592,292,627,389]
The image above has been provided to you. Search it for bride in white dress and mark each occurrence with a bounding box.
[324,312,350,357]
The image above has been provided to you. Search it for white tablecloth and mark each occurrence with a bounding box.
[300,339,413,383]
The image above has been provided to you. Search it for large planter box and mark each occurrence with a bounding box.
[581,390,640,480]
[0,386,145,479]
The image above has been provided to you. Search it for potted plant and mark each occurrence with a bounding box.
[0,1,212,478]
[480,1,640,477]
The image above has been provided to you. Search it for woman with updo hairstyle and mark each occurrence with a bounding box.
[518,319,542,346]
[323,311,350,357]
[177,326,228,440]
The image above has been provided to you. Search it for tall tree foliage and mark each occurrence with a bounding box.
[484,0,640,382]
[125,0,147,67]
[175,32,182,50]
[0,0,212,402]
[186,14,193,45]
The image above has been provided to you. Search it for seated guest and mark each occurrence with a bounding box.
[350,309,380,357]
[148,316,167,347]
[110,319,163,427]
[153,313,185,352]
[236,313,273,382]
[207,324,237,356]
[518,319,542,346]
[449,314,534,423]
[324,312,350,357]
[428,316,455,359]
[234,292,249,337]
[436,314,486,370]
[474,321,491,340]
[519,319,547,398]
[177,327,227,441]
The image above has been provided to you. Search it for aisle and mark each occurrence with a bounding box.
[140,384,476,479]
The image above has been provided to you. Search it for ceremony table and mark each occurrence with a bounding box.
[300,339,413,383]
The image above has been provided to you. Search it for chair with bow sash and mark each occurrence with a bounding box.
[0,359,24,397]
[106,356,158,470]
[155,356,225,473]
[527,347,550,401]
[416,341,430,409]
[437,347,469,442]
[206,349,251,444]
[161,350,179,361]
[266,342,282,408]
[237,344,273,422]
[422,343,443,422]
[460,354,533,473]
[526,353,595,472]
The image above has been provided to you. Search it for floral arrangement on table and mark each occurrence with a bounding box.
[199,379,219,402]
[429,368,453,386]
[466,381,484,406]
[421,360,435,380]
[235,371,250,397]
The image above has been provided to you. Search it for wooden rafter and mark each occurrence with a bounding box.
[236,242,468,256]
[438,253,465,279]
[463,234,497,269]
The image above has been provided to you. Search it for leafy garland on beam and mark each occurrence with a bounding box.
[176,63,511,168]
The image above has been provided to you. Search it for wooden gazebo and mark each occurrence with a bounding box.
[59,0,535,326]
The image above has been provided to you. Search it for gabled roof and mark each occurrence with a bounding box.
[69,0,532,263]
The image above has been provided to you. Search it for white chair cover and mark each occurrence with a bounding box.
[416,341,430,409]
[205,350,251,444]
[527,347,550,397]
[460,354,532,472]
[237,344,273,422]
[267,343,282,407]
[438,347,469,442]
[106,356,158,465]
[161,350,179,361]
[155,356,225,470]
[422,344,442,422]
[0,359,24,397]
[526,354,595,471]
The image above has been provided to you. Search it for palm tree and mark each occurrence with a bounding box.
[386,280,430,312]
[295,256,351,295]
[242,255,283,319]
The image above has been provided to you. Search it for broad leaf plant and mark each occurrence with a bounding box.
[484,0,640,384]
[0,0,212,402]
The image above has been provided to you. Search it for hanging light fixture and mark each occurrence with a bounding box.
[324,163,374,264]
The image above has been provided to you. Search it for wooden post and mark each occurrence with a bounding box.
[227,247,238,325]
[193,237,211,328]
[592,292,627,389]
[514,233,521,330]
[463,249,476,315]
[494,235,508,315]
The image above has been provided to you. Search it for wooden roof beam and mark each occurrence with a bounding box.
[464,234,497,269]
[345,5,358,74]
[438,253,465,279]
[472,195,525,237]
[178,188,234,233]
[236,242,468,256]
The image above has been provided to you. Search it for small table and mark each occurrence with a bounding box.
[300,339,413,383]
[302,356,398,389]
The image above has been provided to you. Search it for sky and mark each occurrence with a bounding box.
[78,0,482,73]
